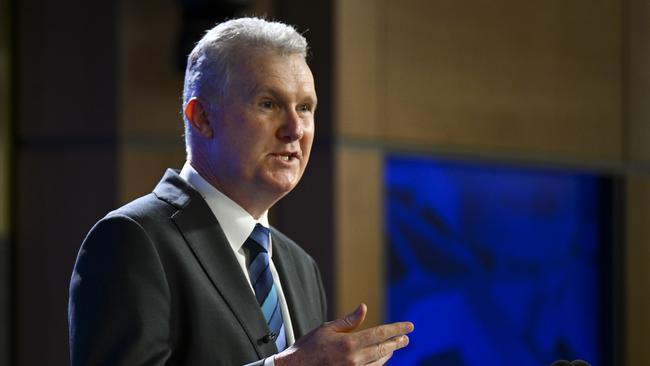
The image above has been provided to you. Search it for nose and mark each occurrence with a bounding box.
[277,109,304,142]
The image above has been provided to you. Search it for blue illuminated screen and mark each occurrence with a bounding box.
[385,156,613,366]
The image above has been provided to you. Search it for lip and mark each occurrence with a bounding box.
[269,151,300,163]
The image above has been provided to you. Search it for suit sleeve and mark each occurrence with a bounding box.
[312,258,328,322]
[68,214,172,366]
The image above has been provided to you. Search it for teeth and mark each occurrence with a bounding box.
[280,155,290,161]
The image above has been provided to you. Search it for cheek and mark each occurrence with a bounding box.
[301,129,315,156]
[219,124,261,159]
[211,135,248,173]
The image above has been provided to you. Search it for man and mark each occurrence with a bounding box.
[69,17,413,365]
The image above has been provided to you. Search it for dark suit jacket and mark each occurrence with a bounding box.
[69,169,327,365]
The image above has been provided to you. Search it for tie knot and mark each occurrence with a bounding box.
[245,223,270,254]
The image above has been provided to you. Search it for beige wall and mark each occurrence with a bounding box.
[336,147,384,326]
[118,0,186,203]
[626,176,650,365]
[338,0,622,160]
[625,0,650,364]
[336,0,649,364]
[627,0,650,161]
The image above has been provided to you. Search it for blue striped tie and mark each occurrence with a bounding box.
[244,224,287,351]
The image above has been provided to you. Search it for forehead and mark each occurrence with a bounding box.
[228,46,316,96]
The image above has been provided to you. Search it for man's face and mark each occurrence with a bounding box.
[203,47,317,211]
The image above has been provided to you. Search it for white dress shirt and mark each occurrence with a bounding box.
[179,162,294,364]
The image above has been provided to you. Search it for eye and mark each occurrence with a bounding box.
[260,100,275,109]
[297,104,313,113]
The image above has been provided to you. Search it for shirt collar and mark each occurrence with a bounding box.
[179,161,271,256]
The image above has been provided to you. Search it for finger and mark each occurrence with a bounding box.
[353,321,414,347]
[328,303,367,332]
[357,334,410,364]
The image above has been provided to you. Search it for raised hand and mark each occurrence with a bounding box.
[274,304,414,366]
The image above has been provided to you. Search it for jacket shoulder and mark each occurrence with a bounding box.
[106,193,178,225]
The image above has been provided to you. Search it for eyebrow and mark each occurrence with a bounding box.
[252,85,318,106]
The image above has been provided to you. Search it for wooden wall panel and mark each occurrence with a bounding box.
[335,147,383,325]
[627,0,650,162]
[119,144,185,203]
[336,0,381,138]
[119,0,184,139]
[339,0,623,162]
[118,0,186,204]
[625,177,650,366]
[381,0,622,160]
[625,0,650,364]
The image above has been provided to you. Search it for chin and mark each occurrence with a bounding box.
[272,182,298,196]
[256,168,306,199]
[262,178,299,197]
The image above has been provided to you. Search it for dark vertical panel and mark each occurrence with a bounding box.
[0,0,13,363]
[0,237,9,366]
[271,0,336,319]
[15,0,118,364]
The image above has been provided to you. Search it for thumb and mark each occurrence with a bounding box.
[329,303,367,332]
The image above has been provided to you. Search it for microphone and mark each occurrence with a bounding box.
[550,360,591,366]
[571,360,591,366]
[550,361,572,366]
[260,332,277,343]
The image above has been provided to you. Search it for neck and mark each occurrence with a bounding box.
[188,159,276,220]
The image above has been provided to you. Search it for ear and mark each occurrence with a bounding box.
[184,97,213,138]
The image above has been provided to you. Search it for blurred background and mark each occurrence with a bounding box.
[1,0,650,365]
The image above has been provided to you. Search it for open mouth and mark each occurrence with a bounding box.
[275,152,299,162]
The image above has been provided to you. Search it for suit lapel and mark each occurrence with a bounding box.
[271,231,309,338]
[154,170,277,357]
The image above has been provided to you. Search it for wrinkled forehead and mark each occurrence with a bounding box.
[228,46,316,95]
[230,45,309,73]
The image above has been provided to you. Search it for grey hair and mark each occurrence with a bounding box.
[182,17,308,156]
